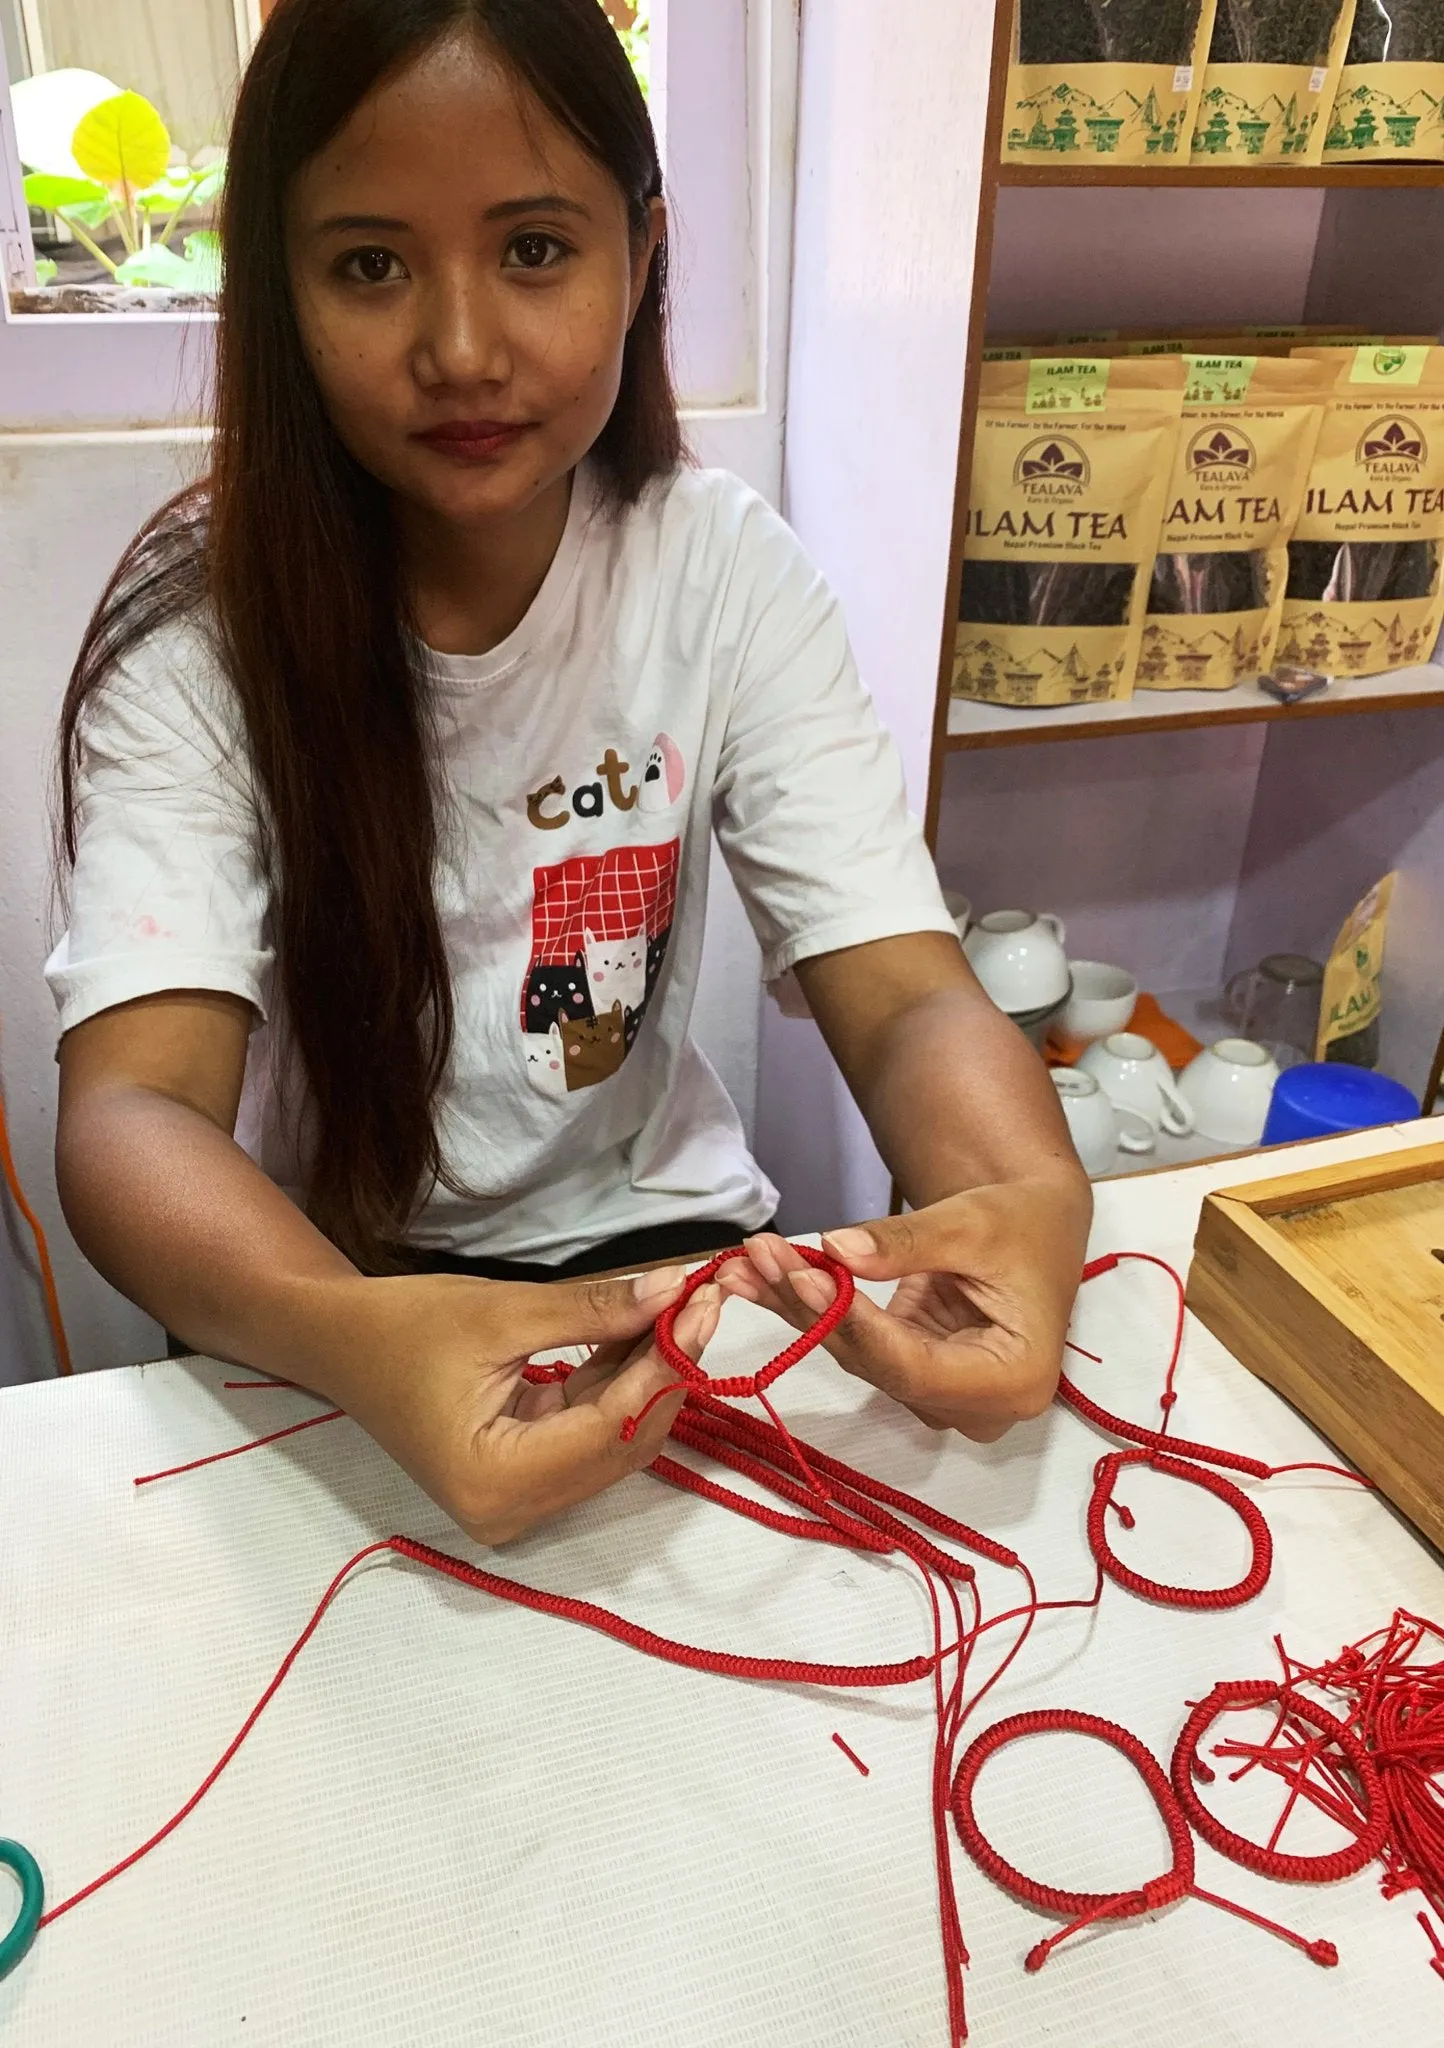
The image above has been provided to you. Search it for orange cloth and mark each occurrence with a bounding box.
[1046,992,1203,1074]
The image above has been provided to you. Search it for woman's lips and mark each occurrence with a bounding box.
[412,420,532,461]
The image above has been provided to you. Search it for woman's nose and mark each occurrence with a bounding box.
[414,270,512,391]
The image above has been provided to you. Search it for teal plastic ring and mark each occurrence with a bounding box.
[0,1839,43,1981]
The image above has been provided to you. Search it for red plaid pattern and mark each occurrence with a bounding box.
[529,841,679,967]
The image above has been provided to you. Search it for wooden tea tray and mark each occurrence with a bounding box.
[1187,1141,1444,1552]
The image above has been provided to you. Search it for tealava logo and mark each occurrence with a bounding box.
[1014,435,1090,496]
[1187,424,1255,483]
[1371,348,1408,378]
[1358,416,1426,478]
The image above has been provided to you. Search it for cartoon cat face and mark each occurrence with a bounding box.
[638,731,686,814]
[559,1002,627,1091]
[522,1025,568,1099]
[524,959,593,1031]
[583,922,646,1016]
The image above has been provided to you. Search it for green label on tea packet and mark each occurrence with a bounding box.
[1026,358,1111,415]
[1183,356,1257,406]
[1349,345,1430,387]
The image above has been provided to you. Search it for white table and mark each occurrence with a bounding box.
[3,1125,1442,2048]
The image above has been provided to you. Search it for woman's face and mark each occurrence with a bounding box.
[286,29,662,529]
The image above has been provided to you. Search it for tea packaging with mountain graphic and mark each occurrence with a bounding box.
[1279,343,1444,676]
[955,356,1187,708]
[1194,1,1358,165]
[1139,352,1337,690]
[1328,1,1444,161]
[1004,0,1219,166]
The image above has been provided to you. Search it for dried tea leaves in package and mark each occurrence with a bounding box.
[1139,352,1336,690]
[1279,343,1444,675]
[1196,1,1358,163]
[1328,1,1444,159]
[955,357,1187,708]
[1005,0,1218,166]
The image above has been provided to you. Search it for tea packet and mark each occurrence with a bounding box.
[1004,0,1218,167]
[955,356,1187,708]
[1279,343,1444,676]
[1194,0,1358,166]
[1316,872,1396,1066]
[1327,2,1444,161]
[1138,352,1336,690]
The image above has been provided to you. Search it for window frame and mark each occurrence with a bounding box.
[0,0,796,463]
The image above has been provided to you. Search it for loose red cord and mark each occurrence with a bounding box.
[0,1051,73,1376]
[29,1238,1436,2033]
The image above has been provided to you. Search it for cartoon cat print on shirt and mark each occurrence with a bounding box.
[522,1026,568,1098]
[583,922,647,1017]
[520,839,682,1099]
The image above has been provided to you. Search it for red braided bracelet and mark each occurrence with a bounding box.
[620,1244,855,1440]
[1087,1450,1274,1611]
[1172,1680,1390,1883]
[951,1708,1339,1974]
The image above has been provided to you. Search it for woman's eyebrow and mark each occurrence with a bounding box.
[315,213,411,234]
[484,193,591,221]
[313,195,591,236]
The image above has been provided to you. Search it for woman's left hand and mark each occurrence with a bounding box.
[718,1179,1091,1442]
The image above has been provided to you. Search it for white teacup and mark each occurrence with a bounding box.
[942,889,972,936]
[1058,961,1139,1047]
[1079,1031,1195,1141]
[1178,1037,1281,1145]
[964,910,1070,1014]
[1052,1068,1153,1174]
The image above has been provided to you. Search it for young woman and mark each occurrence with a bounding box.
[50,0,1090,1545]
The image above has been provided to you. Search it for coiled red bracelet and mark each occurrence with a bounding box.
[1087,1449,1274,1611]
[951,1708,1338,1974]
[1172,1679,1390,1883]
[620,1243,854,1440]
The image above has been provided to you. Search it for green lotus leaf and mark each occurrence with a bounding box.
[22,172,108,210]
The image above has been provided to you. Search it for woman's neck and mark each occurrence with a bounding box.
[399,470,574,657]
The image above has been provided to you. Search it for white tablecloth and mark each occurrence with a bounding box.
[3,1125,1442,2047]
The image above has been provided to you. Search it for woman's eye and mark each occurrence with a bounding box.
[505,232,568,272]
[341,247,405,285]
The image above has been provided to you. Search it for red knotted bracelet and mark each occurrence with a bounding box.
[1172,1679,1390,1883]
[951,1708,1339,1974]
[619,1243,855,1441]
[1087,1449,1274,1611]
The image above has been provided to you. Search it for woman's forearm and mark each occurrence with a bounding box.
[849,983,1089,1214]
[56,1081,362,1381]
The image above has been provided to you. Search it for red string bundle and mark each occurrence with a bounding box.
[31,1240,1443,2038]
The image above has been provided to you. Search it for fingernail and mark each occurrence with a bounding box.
[824,1227,876,1262]
[792,1269,832,1312]
[634,1266,687,1305]
[745,1235,782,1284]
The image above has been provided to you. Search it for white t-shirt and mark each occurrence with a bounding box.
[47,465,956,1264]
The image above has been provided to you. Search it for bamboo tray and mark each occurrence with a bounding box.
[1187,1142,1444,1552]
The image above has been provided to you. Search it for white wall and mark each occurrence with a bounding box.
[1,431,205,1376]
[756,0,999,1234]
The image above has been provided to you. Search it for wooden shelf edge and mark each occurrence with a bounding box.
[998,163,1444,190]
[946,672,1444,750]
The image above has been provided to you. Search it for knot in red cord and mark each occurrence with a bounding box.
[620,1244,854,1441]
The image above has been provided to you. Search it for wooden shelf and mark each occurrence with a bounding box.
[947,662,1444,750]
[999,162,1444,190]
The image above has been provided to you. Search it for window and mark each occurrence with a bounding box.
[0,0,792,461]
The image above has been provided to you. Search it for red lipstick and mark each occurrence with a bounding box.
[412,419,532,461]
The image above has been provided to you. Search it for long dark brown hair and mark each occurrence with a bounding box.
[58,0,681,1270]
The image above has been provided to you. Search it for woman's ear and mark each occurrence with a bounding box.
[627,198,667,328]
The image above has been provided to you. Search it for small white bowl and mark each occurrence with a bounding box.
[1058,961,1138,1045]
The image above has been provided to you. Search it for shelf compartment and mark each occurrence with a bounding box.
[998,164,1444,190]
[946,662,1444,751]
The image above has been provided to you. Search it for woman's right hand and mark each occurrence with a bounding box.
[302,1265,717,1544]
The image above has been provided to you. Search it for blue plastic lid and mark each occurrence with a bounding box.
[1262,1063,1421,1145]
